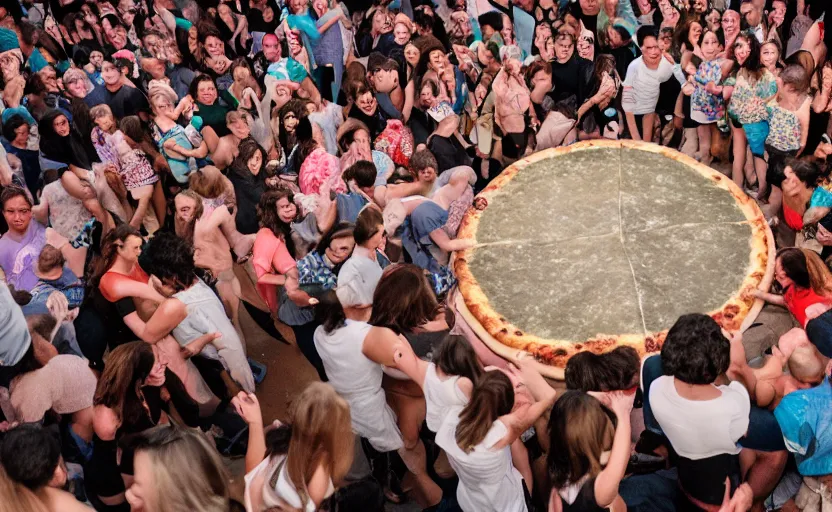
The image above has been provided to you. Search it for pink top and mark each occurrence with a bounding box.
[10,355,96,422]
[252,228,297,312]
[299,148,345,196]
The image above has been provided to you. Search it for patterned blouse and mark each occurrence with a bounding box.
[726,69,777,124]
[692,59,726,124]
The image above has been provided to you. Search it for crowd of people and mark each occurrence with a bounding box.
[0,0,832,510]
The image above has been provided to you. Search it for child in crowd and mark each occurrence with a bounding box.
[689,28,731,165]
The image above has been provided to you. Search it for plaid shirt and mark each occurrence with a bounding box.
[297,251,337,290]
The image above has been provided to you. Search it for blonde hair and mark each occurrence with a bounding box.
[788,345,826,384]
[801,249,832,297]
[284,383,354,507]
[147,83,178,111]
[89,104,115,132]
[132,426,230,512]
[0,466,48,512]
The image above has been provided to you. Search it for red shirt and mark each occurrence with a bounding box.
[99,265,150,303]
[783,285,829,326]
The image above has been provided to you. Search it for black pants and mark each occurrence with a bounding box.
[291,321,327,381]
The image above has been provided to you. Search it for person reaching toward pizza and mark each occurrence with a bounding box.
[749,248,832,357]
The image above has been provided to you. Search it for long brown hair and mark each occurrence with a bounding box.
[88,224,142,292]
[93,341,156,426]
[369,264,440,333]
[547,391,616,488]
[257,189,298,257]
[281,383,354,508]
[455,371,514,453]
[777,247,832,297]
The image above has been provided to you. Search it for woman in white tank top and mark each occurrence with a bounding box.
[235,383,354,512]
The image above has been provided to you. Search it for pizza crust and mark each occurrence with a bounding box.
[454,140,775,372]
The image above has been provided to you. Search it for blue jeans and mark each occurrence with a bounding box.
[641,355,785,451]
[805,309,832,358]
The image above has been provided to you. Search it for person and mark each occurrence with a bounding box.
[313,262,440,506]
[148,83,206,185]
[723,32,777,198]
[622,26,675,142]
[777,159,832,249]
[492,45,534,162]
[38,110,112,234]
[0,425,92,512]
[139,232,255,393]
[280,222,356,381]
[4,336,96,454]
[1,114,41,196]
[750,247,832,356]
[228,138,270,235]
[548,391,634,512]
[84,57,148,119]
[126,425,240,512]
[434,360,557,512]
[0,186,47,291]
[643,314,787,509]
[235,382,353,511]
[690,28,731,165]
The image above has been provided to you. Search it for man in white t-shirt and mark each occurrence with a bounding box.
[621,26,674,143]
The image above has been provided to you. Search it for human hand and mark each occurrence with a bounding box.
[685,63,697,76]
[46,291,69,326]
[817,225,832,245]
[591,390,634,418]
[231,391,263,426]
[508,356,556,402]
[814,142,832,160]
[705,82,720,95]
[718,480,753,512]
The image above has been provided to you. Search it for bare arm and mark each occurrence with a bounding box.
[284,267,314,307]
[402,80,415,123]
[122,299,187,343]
[751,289,786,307]
[429,227,476,252]
[593,395,632,508]
[301,77,322,109]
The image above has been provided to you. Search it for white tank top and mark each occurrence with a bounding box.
[436,408,528,512]
[313,320,403,452]
[244,454,333,512]
[423,363,468,433]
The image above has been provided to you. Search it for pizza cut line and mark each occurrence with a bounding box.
[453,140,775,376]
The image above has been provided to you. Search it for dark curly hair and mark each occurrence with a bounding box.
[661,313,729,385]
[139,232,197,292]
[257,189,298,258]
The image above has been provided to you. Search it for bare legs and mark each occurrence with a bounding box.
[697,124,713,165]
[731,125,748,189]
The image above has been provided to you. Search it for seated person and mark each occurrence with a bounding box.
[730,328,829,410]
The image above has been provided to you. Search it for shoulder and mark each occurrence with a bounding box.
[93,405,120,440]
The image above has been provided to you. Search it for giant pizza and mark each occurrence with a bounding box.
[453,140,775,379]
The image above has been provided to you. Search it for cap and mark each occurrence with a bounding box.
[0,28,19,54]
[1,106,36,126]
[336,256,382,307]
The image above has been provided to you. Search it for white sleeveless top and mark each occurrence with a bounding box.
[244,454,334,512]
[313,320,404,452]
[423,363,468,433]
[435,407,527,512]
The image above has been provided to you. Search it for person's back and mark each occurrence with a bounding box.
[435,407,526,512]
[172,278,254,392]
[313,320,403,451]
